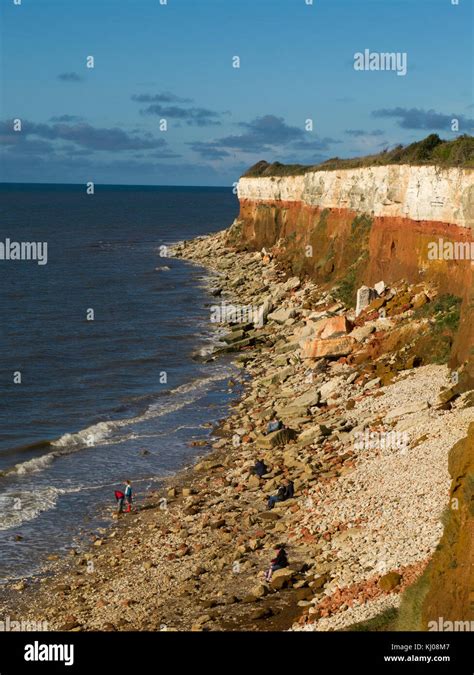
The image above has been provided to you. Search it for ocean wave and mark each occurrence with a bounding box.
[3,369,233,478]
[148,370,229,403]
[51,420,117,449]
[191,325,229,359]
[13,453,56,476]
[0,486,61,531]
[0,438,52,459]
[0,421,117,478]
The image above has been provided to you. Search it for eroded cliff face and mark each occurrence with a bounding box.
[237,165,474,227]
[397,423,474,629]
[423,422,474,626]
[233,164,473,382]
[230,163,474,630]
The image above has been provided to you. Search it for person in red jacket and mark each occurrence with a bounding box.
[115,489,125,514]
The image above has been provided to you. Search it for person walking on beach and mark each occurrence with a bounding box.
[124,480,133,512]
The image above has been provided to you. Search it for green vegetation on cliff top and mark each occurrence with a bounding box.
[242,134,474,177]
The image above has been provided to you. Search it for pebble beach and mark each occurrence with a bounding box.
[1,229,472,632]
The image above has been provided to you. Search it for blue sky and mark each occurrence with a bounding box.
[1,0,472,185]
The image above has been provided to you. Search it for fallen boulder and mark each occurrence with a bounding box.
[269,568,295,590]
[296,425,326,446]
[258,427,298,449]
[356,285,378,317]
[302,336,355,359]
[267,307,297,324]
[290,389,321,409]
[320,316,353,340]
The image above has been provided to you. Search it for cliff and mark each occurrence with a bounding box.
[396,423,474,630]
[232,149,473,385]
[226,137,473,631]
[422,422,474,626]
[237,165,473,228]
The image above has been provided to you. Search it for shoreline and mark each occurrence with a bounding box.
[0,254,239,585]
[0,228,472,632]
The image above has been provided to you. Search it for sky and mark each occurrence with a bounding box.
[0,0,472,186]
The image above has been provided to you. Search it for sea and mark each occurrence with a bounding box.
[0,183,239,582]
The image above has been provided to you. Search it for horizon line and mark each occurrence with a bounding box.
[0,181,233,190]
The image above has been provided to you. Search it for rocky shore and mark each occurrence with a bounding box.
[1,229,472,632]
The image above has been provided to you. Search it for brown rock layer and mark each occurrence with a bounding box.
[424,423,474,625]
[233,199,473,384]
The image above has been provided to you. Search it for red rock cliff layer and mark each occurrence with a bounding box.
[232,198,473,382]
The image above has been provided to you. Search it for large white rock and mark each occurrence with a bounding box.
[267,307,296,324]
[356,286,377,316]
[254,297,273,327]
[350,324,375,343]
[319,378,341,402]
[283,276,301,291]
[374,281,386,295]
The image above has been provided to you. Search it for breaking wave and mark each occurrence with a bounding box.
[2,370,230,478]
[0,486,62,531]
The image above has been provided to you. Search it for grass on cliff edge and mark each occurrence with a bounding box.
[242,134,474,177]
